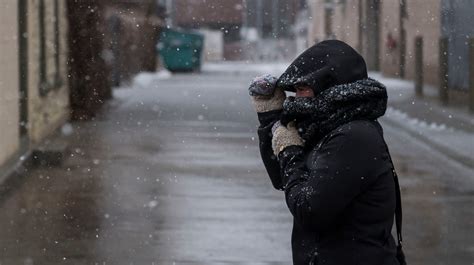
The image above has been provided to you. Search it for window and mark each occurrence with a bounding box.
[39,0,62,96]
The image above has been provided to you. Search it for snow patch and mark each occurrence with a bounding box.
[132,70,172,89]
[146,200,159,208]
[386,107,448,132]
[203,61,289,76]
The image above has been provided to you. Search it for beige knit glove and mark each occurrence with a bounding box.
[271,121,304,156]
[249,74,286,113]
[251,88,286,113]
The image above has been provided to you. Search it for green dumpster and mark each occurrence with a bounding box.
[157,28,204,72]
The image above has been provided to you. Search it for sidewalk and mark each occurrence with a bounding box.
[371,72,474,170]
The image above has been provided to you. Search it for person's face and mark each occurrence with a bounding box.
[295,86,314,98]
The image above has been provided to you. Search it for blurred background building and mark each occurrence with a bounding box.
[0,0,165,178]
[68,0,164,121]
[307,0,474,108]
[160,0,308,61]
[163,0,243,60]
[1,0,473,182]
[242,0,308,61]
[0,0,69,175]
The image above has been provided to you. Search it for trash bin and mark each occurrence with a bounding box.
[157,28,204,72]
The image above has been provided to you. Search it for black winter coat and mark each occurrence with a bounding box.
[257,110,399,265]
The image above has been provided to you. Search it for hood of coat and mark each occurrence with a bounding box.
[280,78,388,147]
[276,40,368,95]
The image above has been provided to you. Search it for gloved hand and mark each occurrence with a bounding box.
[271,121,304,156]
[249,74,286,113]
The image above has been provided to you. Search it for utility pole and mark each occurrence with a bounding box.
[469,37,474,112]
[439,37,449,105]
[414,36,424,97]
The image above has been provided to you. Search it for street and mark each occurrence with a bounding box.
[0,64,473,264]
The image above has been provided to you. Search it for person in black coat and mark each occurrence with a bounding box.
[249,40,403,265]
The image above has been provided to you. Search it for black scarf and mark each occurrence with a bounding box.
[281,78,387,147]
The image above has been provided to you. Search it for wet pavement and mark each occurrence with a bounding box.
[0,64,473,264]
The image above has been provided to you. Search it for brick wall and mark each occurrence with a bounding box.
[0,2,20,166]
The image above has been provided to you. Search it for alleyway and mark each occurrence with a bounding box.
[0,64,473,264]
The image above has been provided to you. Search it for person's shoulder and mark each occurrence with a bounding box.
[337,120,380,135]
[326,120,382,147]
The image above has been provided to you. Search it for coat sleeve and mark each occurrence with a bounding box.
[257,110,284,190]
[279,129,374,231]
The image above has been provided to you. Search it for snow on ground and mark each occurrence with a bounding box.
[384,106,473,162]
[132,69,172,89]
[386,107,449,132]
[202,61,289,76]
[369,71,442,102]
[370,71,474,127]
[370,71,474,168]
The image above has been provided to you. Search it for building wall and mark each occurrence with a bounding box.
[0,2,20,166]
[245,0,301,38]
[67,1,112,120]
[199,29,224,61]
[307,0,361,51]
[26,0,69,144]
[175,0,243,28]
[332,1,360,52]
[380,0,440,86]
[404,0,441,86]
[307,0,326,44]
[104,1,163,83]
[309,0,374,65]
[379,0,402,77]
[309,0,441,86]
